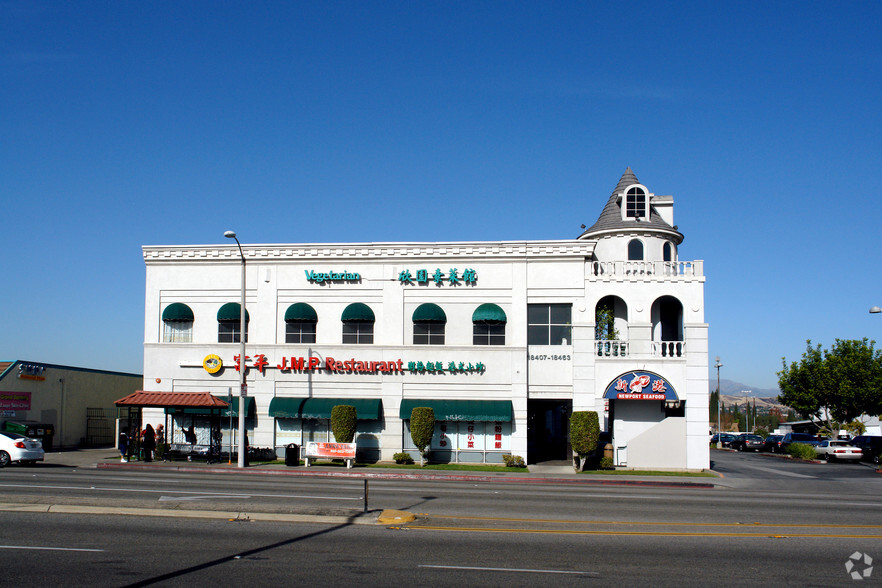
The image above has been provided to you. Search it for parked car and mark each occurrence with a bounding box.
[731,434,765,452]
[850,435,882,463]
[711,433,737,447]
[814,440,862,462]
[0,431,45,467]
[763,434,784,453]
[779,432,821,452]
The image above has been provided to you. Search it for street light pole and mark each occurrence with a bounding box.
[225,230,247,468]
[715,356,723,434]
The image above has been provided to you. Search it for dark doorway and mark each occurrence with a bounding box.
[527,400,572,463]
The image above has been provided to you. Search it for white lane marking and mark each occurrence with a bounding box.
[0,483,359,501]
[0,545,104,552]
[730,463,816,478]
[420,565,599,577]
[159,495,250,501]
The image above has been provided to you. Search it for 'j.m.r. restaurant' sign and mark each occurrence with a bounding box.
[203,354,485,376]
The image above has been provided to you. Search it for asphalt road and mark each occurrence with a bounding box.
[0,450,880,586]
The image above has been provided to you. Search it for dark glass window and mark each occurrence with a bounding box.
[625,187,646,218]
[628,239,644,261]
[414,322,445,345]
[343,321,374,344]
[218,322,248,343]
[473,323,505,345]
[286,321,317,344]
[663,242,673,262]
[527,304,572,345]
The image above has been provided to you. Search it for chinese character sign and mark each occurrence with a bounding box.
[397,267,477,285]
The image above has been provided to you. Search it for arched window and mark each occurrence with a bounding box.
[285,303,317,344]
[413,303,446,345]
[628,239,644,261]
[663,242,674,262]
[651,295,684,357]
[342,303,375,344]
[162,303,193,343]
[217,303,249,343]
[473,303,506,345]
[625,187,646,218]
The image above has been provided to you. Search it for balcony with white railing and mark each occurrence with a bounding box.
[590,260,703,279]
[595,339,686,360]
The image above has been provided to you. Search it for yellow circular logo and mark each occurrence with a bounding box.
[203,354,223,374]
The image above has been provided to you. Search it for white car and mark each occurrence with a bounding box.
[814,439,862,462]
[0,431,45,467]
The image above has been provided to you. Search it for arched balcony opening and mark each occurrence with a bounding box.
[595,295,628,357]
[651,295,684,357]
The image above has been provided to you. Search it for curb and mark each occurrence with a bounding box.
[0,502,383,525]
[95,462,716,489]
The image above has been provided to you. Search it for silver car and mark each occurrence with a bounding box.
[0,431,45,467]
[814,439,862,462]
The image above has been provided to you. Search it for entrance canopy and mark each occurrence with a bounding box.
[165,396,256,418]
[115,391,230,409]
[602,371,679,401]
[399,399,512,422]
[267,397,383,420]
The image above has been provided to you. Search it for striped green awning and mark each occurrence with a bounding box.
[284,303,318,322]
[412,303,447,322]
[341,302,375,322]
[472,303,506,324]
[162,303,194,322]
[399,399,512,422]
[268,397,383,420]
[217,302,250,322]
[166,396,255,417]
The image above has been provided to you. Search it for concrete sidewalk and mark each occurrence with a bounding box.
[41,447,718,488]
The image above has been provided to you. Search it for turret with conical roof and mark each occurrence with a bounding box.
[579,168,683,263]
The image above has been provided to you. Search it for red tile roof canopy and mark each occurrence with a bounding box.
[115,391,230,409]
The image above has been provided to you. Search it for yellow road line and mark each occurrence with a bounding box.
[420,514,882,529]
[402,525,882,539]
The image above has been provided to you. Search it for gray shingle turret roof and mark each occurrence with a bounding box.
[578,167,683,242]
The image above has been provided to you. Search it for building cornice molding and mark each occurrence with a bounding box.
[143,240,597,263]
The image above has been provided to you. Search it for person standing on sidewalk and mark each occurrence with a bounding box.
[118,430,129,463]
[143,424,156,462]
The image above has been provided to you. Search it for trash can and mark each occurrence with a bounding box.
[285,443,299,466]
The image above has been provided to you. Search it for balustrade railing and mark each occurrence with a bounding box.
[590,260,702,278]
[596,340,628,357]
[652,341,685,357]
[595,340,686,358]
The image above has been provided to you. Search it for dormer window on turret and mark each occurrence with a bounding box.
[620,184,652,221]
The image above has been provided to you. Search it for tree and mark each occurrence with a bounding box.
[778,339,882,434]
[595,305,618,340]
[330,405,357,443]
[570,411,600,471]
[409,407,435,466]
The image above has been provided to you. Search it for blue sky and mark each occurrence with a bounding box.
[2,2,880,390]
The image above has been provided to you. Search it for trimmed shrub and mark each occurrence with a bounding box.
[330,405,357,443]
[787,442,817,460]
[393,452,414,464]
[570,411,600,471]
[599,456,614,470]
[502,454,526,468]
[410,407,435,466]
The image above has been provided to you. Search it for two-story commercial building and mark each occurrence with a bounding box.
[141,168,709,470]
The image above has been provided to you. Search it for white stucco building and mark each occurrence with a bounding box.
[141,168,709,470]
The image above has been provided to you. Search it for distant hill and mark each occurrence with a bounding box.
[710,378,780,398]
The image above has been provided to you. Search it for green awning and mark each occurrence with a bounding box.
[166,396,255,417]
[412,303,447,322]
[268,397,383,420]
[217,302,250,322]
[162,303,194,322]
[399,399,512,422]
[285,303,318,322]
[472,303,506,324]
[341,302,375,322]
